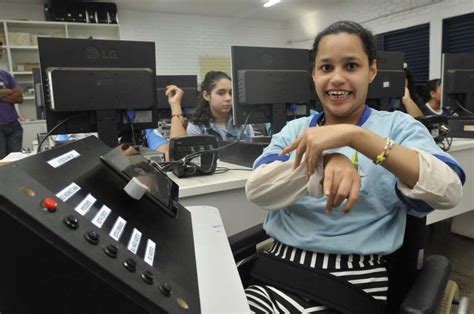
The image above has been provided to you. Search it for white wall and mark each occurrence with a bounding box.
[118,9,290,80]
[288,0,474,79]
[0,2,290,81]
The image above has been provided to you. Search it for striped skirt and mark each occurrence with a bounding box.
[245,241,388,313]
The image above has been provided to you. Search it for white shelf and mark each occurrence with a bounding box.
[13,71,33,75]
[9,46,38,50]
[1,19,120,121]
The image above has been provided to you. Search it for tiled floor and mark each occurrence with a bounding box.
[425,219,474,312]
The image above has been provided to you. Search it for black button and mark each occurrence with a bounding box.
[63,215,79,230]
[159,283,172,297]
[140,270,154,285]
[84,230,100,245]
[104,244,118,258]
[123,258,136,272]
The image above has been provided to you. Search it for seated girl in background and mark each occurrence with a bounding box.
[186,71,254,141]
[422,79,449,116]
[244,20,464,313]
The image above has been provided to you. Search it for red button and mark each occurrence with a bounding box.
[42,198,58,212]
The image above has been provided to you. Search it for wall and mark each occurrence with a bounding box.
[118,9,290,81]
[0,2,290,81]
[287,0,474,79]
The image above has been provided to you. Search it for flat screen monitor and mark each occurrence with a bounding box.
[441,53,474,117]
[155,75,198,114]
[367,51,405,103]
[38,37,158,147]
[231,46,311,134]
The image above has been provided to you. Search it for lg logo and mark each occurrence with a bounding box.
[85,47,119,60]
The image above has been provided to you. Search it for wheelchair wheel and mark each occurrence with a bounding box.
[438,280,459,314]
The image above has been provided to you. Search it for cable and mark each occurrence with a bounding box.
[37,114,83,153]
[455,100,474,115]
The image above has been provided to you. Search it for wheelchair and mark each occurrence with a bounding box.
[229,215,469,314]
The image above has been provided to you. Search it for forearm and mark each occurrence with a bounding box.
[350,127,420,188]
[169,103,187,138]
[402,97,423,117]
[0,88,12,98]
[246,160,323,210]
[1,89,23,103]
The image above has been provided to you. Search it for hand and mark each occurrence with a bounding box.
[323,153,360,214]
[165,85,184,109]
[279,124,357,177]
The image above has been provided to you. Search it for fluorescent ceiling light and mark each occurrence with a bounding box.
[263,0,281,8]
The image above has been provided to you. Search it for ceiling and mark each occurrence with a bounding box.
[0,0,346,21]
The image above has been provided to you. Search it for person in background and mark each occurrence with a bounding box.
[55,85,186,160]
[422,79,448,116]
[0,69,24,159]
[244,20,464,313]
[401,66,424,118]
[186,71,254,141]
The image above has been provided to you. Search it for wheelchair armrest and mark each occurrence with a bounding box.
[400,255,451,314]
[228,223,269,262]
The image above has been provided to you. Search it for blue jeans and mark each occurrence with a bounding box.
[0,121,23,159]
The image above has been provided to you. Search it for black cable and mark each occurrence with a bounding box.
[37,114,83,153]
[455,99,474,115]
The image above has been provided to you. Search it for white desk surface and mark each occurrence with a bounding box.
[189,205,250,313]
[446,138,474,152]
[169,161,252,198]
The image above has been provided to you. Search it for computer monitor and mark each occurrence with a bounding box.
[155,75,198,114]
[441,53,474,117]
[32,68,45,120]
[38,37,158,147]
[231,46,311,134]
[366,51,405,111]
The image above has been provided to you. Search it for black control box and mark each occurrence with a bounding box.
[0,137,199,313]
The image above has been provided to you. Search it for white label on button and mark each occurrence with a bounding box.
[47,150,80,168]
[144,239,156,266]
[109,216,127,241]
[127,228,142,255]
[56,182,81,202]
[92,205,111,228]
[74,193,96,216]
[383,81,390,88]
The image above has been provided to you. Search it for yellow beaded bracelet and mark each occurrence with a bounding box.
[374,137,395,165]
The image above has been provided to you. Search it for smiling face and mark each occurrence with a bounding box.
[313,33,377,124]
[203,78,233,118]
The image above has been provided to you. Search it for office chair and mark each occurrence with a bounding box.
[229,215,469,314]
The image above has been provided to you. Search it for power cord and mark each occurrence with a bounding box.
[37,114,83,153]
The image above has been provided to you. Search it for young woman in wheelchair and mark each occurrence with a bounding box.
[245,21,465,313]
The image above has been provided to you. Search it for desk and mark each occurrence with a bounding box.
[190,205,250,313]
[169,162,266,237]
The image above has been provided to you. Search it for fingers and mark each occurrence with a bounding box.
[279,139,299,156]
[323,169,335,213]
[342,177,360,214]
[323,168,360,214]
[280,136,305,169]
